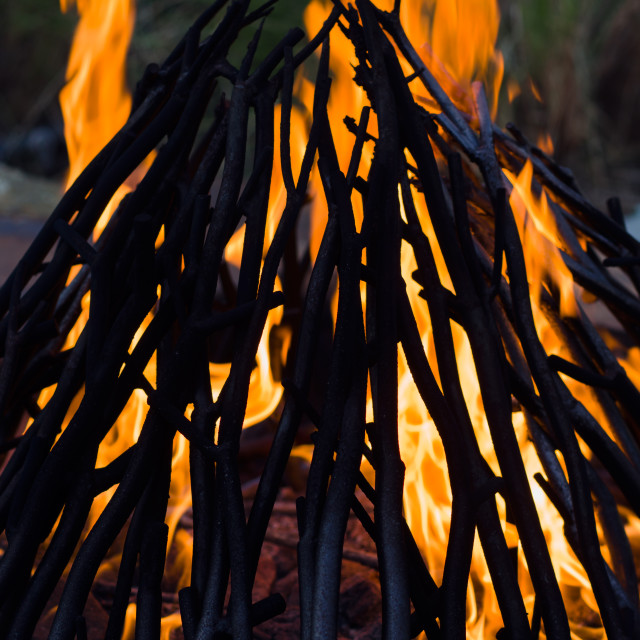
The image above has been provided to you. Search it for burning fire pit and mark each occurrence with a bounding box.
[1,0,640,638]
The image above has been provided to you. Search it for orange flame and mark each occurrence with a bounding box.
[406,0,504,117]
[507,78,521,103]
[60,0,134,189]
[538,132,555,155]
[529,77,544,103]
[52,0,638,638]
[296,2,628,638]
[55,1,289,632]
[505,159,577,318]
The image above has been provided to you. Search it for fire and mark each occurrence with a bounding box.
[538,132,555,155]
[398,0,504,118]
[505,158,578,318]
[46,0,639,638]
[60,0,134,189]
[56,0,139,540]
[297,2,633,638]
[507,78,521,103]
[60,0,153,239]
[55,2,289,635]
[530,77,544,103]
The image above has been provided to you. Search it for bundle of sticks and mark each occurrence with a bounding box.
[0,1,639,638]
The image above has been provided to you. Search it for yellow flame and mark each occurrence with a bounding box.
[398,0,504,118]
[505,159,577,318]
[297,3,633,638]
[60,0,134,189]
[122,602,136,640]
[53,0,294,631]
[49,1,640,638]
[60,0,154,239]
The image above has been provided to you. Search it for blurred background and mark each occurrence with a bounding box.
[1,0,639,220]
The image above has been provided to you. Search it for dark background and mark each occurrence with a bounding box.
[1,0,639,217]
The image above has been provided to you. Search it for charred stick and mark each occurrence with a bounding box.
[297,283,354,632]
[351,470,441,640]
[202,35,289,640]
[199,35,329,637]
[345,106,371,189]
[568,402,640,516]
[473,83,630,639]
[539,298,640,467]
[92,447,136,496]
[563,254,640,328]
[495,128,640,255]
[52,220,97,266]
[448,152,490,296]
[374,8,478,155]
[311,335,367,638]
[498,123,579,189]
[161,0,230,70]
[46,408,177,640]
[553,205,622,257]
[396,283,529,640]
[0,132,121,328]
[566,307,640,420]
[396,289,470,640]
[104,480,157,640]
[533,446,638,632]
[4,76,192,341]
[242,0,278,26]
[192,122,252,313]
[587,465,640,626]
[250,594,288,626]
[179,587,198,640]
[603,255,640,267]
[3,478,93,639]
[289,6,342,75]
[184,0,253,81]
[0,329,88,546]
[246,213,339,578]
[399,173,479,455]
[218,41,328,638]
[196,489,228,637]
[188,355,218,616]
[357,5,411,639]
[525,414,572,513]
[235,93,275,307]
[213,445,252,640]
[393,43,561,638]
[280,45,297,198]
[0,264,28,419]
[246,28,305,88]
[75,616,88,640]
[137,316,180,639]
[135,522,169,640]
[306,102,367,639]
[607,197,640,294]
